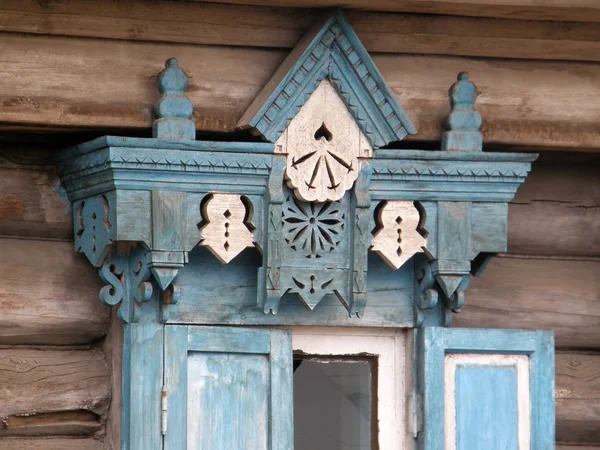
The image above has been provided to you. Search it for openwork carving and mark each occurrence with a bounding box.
[74,194,115,267]
[282,195,345,259]
[199,193,255,264]
[372,201,428,269]
[99,246,153,323]
[58,47,535,325]
[275,80,373,202]
[280,270,346,311]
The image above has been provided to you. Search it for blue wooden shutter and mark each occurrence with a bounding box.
[164,326,293,450]
[418,328,555,450]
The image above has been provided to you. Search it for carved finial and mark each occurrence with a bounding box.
[442,71,483,152]
[153,58,195,140]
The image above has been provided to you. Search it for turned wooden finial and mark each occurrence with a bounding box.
[442,71,483,152]
[153,57,195,140]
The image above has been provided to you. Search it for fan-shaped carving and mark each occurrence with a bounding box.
[275,80,372,202]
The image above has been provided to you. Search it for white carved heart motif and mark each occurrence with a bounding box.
[275,80,373,202]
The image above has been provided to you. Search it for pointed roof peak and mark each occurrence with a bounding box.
[237,9,417,149]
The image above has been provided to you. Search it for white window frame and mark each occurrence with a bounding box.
[291,327,411,450]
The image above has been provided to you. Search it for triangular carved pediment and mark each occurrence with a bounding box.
[237,10,416,149]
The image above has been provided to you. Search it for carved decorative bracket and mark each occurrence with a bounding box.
[58,11,535,326]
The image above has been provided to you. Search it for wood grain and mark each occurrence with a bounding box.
[0,438,102,450]
[0,348,109,418]
[556,352,600,444]
[453,257,600,349]
[0,411,100,437]
[0,33,599,149]
[102,312,123,450]
[558,447,600,450]
[508,160,600,257]
[0,152,72,241]
[189,0,600,22]
[2,1,599,61]
[0,238,109,345]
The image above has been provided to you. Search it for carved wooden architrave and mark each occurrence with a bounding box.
[58,11,536,326]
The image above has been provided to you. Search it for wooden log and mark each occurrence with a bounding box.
[190,0,600,22]
[0,238,109,345]
[508,160,600,257]
[0,152,72,241]
[558,447,600,450]
[0,411,100,437]
[0,438,103,450]
[556,352,600,445]
[0,348,110,418]
[0,33,598,149]
[1,1,599,61]
[453,256,600,349]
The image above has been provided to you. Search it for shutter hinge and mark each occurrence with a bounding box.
[161,388,168,436]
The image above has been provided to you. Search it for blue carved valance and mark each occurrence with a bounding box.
[58,11,535,327]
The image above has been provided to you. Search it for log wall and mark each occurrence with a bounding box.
[1,146,598,446]
[0,1,599,149]
[0,1,598,448]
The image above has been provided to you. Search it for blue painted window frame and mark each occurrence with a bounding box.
[417,327,555,450]
[163,325,293,450]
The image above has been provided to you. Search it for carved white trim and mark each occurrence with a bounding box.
[275,79,373,202]
[371,201,427,269]
[199,193,254,264]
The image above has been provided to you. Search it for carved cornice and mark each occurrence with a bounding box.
[57,14,536,327]
[59,138,274,200]
[370,150,535,202]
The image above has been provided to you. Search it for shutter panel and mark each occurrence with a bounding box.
[418,328,555,450]
[164,326,293,450]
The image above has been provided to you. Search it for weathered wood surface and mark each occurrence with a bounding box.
[453,256,600,349]
[2,1,599,61]
[3,157,597,256]
[556,352,600,445]
[0,348,109,418]
[190,0,600,22]
[0,151,72,241]
[102,312,123,450]
[508,159,600,257]
[0,33,598,149]
[0,411,100,437]
[558,447,600,450]
[3,236,590,348]
[0,438,103,450]
[0,238,109,345]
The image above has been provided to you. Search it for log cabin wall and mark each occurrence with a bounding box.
[0,1,598,449]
